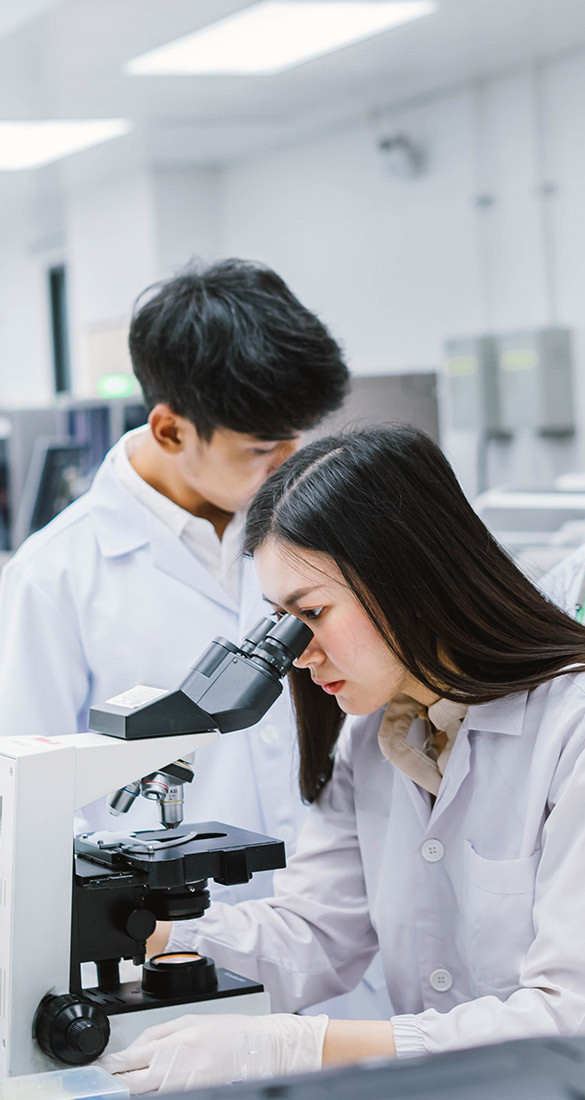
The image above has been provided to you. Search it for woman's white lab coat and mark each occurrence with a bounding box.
[169,670,585,1055]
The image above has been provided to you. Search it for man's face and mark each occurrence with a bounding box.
[177,424,301,514]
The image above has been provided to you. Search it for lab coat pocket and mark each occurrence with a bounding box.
[462,840,541,996]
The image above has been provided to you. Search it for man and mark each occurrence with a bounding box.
[0,259,349,891]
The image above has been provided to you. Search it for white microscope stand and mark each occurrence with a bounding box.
[0,730,268,1078]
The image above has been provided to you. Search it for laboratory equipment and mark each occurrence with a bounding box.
[0,397,147,552]
[0,1065,128,1100]
[0,614,311,1078]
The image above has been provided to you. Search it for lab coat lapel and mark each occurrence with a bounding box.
[149,514,239,614]
[430,726,471,825]
[89,454,240,613]
[427,691,527,825]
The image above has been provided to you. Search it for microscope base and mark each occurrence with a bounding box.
[83,968,270,1055]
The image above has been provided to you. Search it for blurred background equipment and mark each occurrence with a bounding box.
[0,398,146,553]
[312,371,439,441]
[443,326,575,495]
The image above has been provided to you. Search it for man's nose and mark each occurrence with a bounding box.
[272,436,302,470]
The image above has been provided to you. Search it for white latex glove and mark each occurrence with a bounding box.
[99,1012,329,1095]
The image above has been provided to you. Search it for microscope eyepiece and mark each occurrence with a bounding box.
[248,614,313,677]
[265,615,314,659]
[238,617,274,654]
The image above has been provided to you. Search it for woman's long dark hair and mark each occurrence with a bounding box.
[244,425,585,803]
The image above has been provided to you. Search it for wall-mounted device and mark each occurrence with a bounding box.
[496,326,574,436]
[443,335,503,437]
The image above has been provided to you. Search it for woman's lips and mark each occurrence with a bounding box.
[316,680,345,695]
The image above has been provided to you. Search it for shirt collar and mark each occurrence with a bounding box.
[91,429,245,561]
[113,426,191,539]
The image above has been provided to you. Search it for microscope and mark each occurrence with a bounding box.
[0,614,311,1078]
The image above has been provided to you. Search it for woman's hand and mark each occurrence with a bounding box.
[100,1012,329,1094]
[145,921,171,958]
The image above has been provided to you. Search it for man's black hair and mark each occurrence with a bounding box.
[129,259,349,440]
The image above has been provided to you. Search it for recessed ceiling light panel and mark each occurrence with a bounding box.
[126,1,437,77]
[0,119,131,171]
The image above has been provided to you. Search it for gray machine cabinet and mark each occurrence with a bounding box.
[497,327,574,435]
[443,336,502,435]
[314,372,440,443]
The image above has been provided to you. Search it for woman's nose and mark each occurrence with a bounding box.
[293,638,322,669]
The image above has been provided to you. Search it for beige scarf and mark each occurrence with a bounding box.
[377,694,467,796]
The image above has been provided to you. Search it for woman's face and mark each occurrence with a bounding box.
[255,537,430,715]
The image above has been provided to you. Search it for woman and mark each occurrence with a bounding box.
[104,426,585,1093]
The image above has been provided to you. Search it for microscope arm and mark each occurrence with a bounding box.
[68,730,218,811]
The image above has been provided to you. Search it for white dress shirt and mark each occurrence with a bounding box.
[113,427,244,604]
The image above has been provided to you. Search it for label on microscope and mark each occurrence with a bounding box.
[105,684,169,709]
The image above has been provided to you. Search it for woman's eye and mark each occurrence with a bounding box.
[300,608,324,621]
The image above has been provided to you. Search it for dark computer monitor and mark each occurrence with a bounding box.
[14,437,91,545]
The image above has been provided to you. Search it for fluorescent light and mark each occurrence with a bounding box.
[0,119,131,171]
[126,1,437,76]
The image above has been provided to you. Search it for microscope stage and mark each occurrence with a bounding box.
[75,821,286,887]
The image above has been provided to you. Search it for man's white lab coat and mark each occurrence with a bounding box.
[169,671,585,1054]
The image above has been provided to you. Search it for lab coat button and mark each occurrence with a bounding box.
[429,968,452,992]
[260,725,278,745]
[421,838,444,862]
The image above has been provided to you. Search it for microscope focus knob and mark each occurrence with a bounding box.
[35,993,110,1065]
[126,907,157,941]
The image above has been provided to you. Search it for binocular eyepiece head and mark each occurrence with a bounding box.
[241,614,313,677]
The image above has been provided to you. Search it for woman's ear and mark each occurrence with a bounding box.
[148,404,184,453]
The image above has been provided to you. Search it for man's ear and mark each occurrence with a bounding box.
[148,404,184,453]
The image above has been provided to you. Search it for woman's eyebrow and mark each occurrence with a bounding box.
[264,586,323,608]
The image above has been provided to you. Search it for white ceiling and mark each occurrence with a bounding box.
[1,0,585,180]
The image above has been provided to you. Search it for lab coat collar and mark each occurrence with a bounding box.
[87,449,240,613]
[149,514,239,613]
[88,451,150,556]
[427,691,527,827]
[464,689,528,737]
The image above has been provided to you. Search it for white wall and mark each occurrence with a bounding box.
[2,47,585,490]
[220,93,481,376]
[152,167,222,276]
[217,50,585,490]
[66,170,158,394]
[0,202,56,407]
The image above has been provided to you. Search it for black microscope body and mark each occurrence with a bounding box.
[35,614,312,1067]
